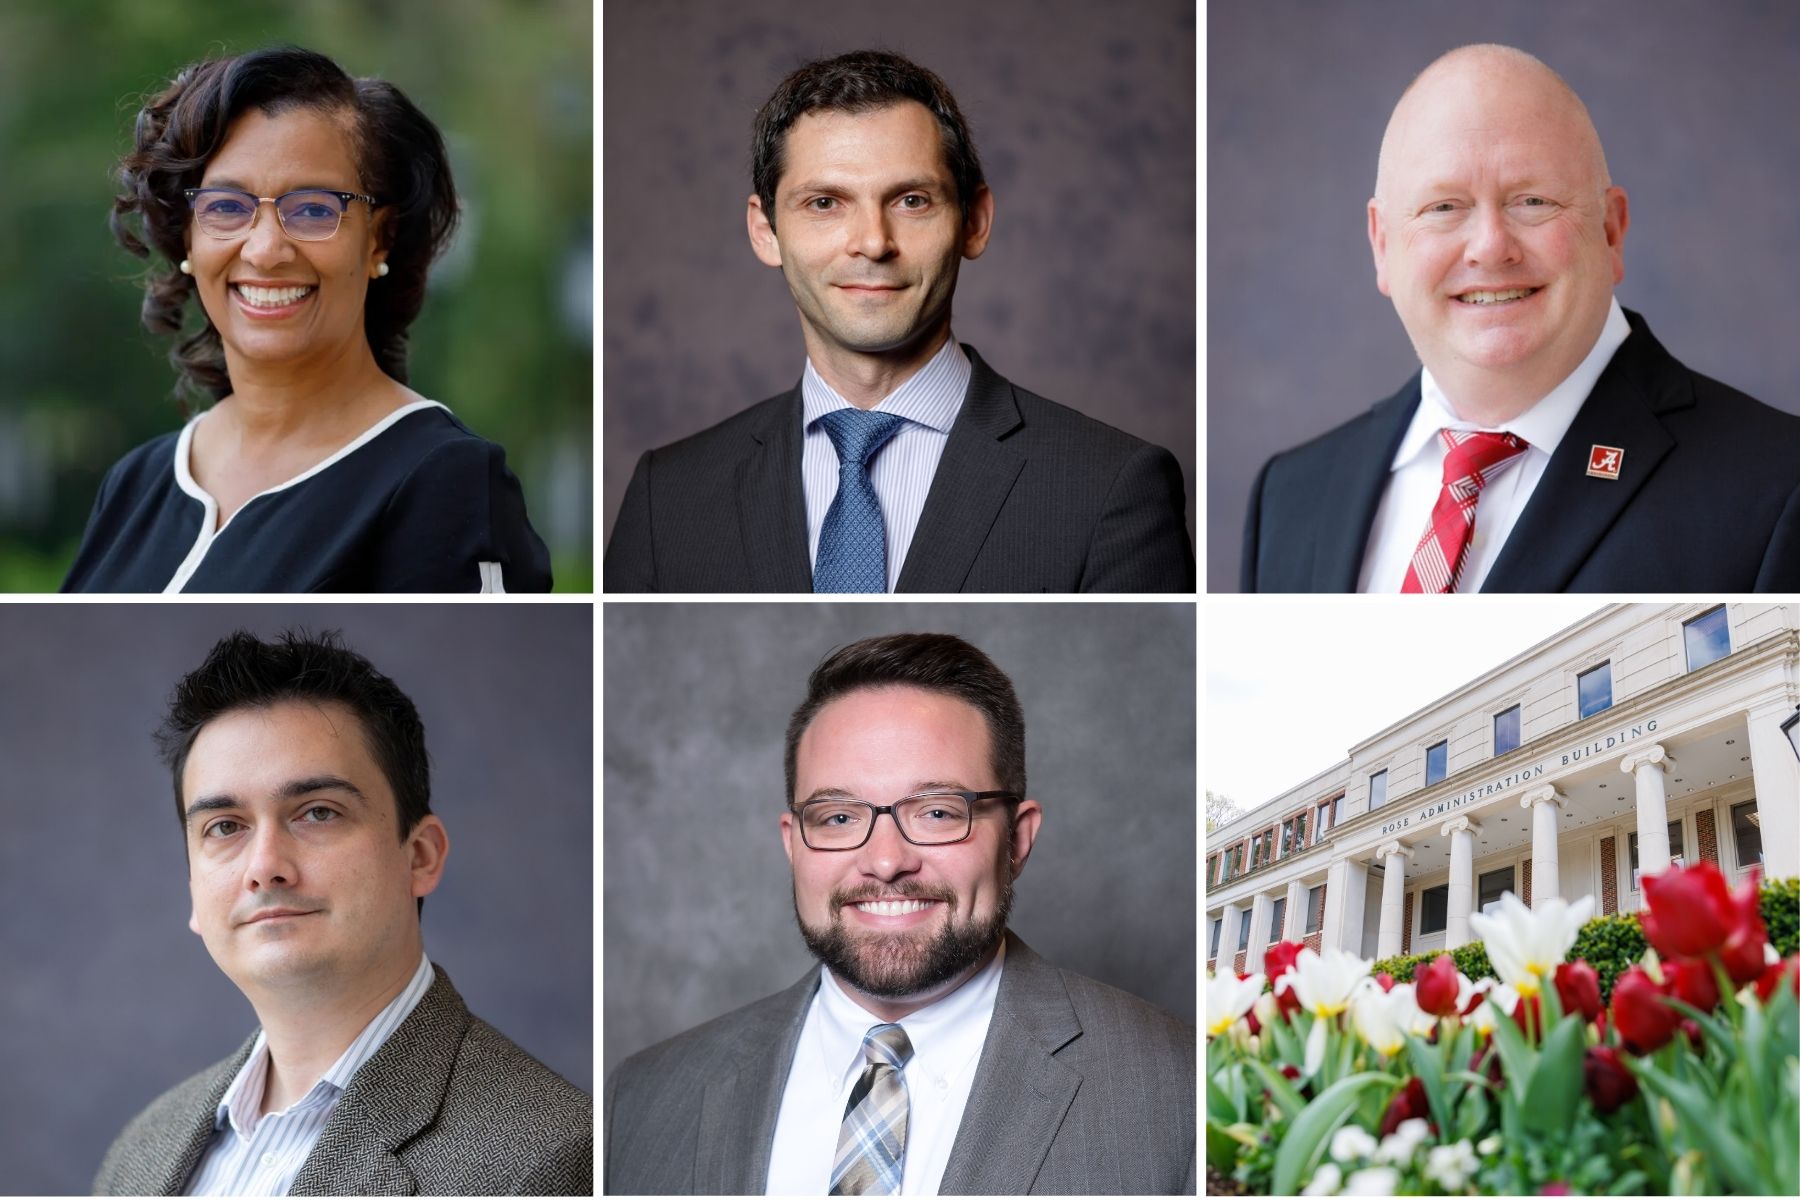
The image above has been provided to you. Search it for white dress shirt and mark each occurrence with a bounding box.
[765,940,1005,1196]
[802,336,972,592]
[184,953,435,1196]
[1359,298,1633,592]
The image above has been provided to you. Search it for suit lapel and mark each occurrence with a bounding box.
[291,965,469,1197]
[693,969,820,1193]
[1312,379,1419,590]
[736,389,813,591]
[141,1037,256,1195]
[939,934,1083,1195]
[1483,314,1687,591]
[896,347,1026,593]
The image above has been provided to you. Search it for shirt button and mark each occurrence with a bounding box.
[261,1153,277,1168]
[934,1078,949,1092]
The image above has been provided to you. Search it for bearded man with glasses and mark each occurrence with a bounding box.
[604,632,1195,1195]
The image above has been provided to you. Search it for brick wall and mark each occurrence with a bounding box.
[1402,891,1413,955]
[1522,857,1533,909]
[1600,837,1618,914]
[1234,951,1247,975]
[1303,932,1322,952]
[1696,810,1719,865]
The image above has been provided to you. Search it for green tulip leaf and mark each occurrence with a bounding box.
[1521,1013,1584,1137]
[1404,1034,1451,1137]
[1483,993,1536,1096]
[1270,1072,1397,1198]
[1243,1057,1305,1122]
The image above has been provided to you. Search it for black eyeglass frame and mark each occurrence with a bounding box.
[183,187,382,241]
[791,790,1021,851]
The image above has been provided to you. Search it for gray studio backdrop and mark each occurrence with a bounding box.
[603,602,1196,1080]
[0,604,592,1198]
[1207,0,1800,590]
[603,0,1197,553]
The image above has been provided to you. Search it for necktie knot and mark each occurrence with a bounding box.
[1439,429,1527,493]
[819,409,906,471]
[831,1023,914,1194]
[862,1023,913,1071]
[1401,429,1530,594]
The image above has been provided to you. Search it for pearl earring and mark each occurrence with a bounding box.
[376,262,390,277]
[179,259,192,275]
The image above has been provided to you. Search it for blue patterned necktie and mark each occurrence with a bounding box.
[830,1023,913,1195]
[813,409,906,593]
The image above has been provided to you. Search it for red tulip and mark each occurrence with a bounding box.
[1583,1045,1639,1113]
[1374,971,1396,993]
[1612,965,1680,1055]
[1665,956,1720,1013]
[1264,941,1305,1019]
[1681,1018,1704,1052]
[1379,1075,1433,1136]
[1512,992,1544,1042]
[1718,868,1769,987]
[1754,956,1798,1004]
[1640,861,1735,959]
[1415,954,1461,1018]
[1541,1184,1571,1195]
[1555,959,1603,1023]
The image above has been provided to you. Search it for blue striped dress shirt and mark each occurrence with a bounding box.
[184,953,435,1196]
[802,336,972,592]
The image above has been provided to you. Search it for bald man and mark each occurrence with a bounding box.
[1242,44,1800,593]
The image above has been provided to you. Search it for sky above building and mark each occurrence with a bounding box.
[1206,599,1611,817]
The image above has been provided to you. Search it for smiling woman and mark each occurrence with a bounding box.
[62,46,551,593]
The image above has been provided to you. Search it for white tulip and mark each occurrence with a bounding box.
[1301,1163,1344,1196]
[1350,979,1430,1058]
[1329,1124,1378,1163]
[1468,891,1593,997]
[1206,970,1266,1037]
[1471,982,1520,1035]
[1279,946,1373,1019]
[1343,1166,1401,1195]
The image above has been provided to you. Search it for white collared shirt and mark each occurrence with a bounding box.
[765,940,1005,1196]
[1358,298,1633,593]
[183,953,435,1196]
[802,336,972,592]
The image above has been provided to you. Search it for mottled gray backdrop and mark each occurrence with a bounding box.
[603,602,1196,1080]
[603,0,1197,554]
[0,604,592,1197]
[1208,0,1800,590]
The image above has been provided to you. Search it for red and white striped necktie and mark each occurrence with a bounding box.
[1401,429,1529,593]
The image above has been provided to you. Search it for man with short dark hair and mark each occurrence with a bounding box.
[604,633,1195,1195]
[605,50,1194,594]
[94,630,591,1196]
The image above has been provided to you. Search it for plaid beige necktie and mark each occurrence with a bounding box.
[829,1023,914,1195]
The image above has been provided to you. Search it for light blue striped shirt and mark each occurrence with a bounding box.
[802,336,972,592]
[184,953,434,1197]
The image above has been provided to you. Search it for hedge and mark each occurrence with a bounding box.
[1358,877,1799,1004]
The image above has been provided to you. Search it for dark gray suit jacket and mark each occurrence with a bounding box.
[603,933,1196,1195]
[93,965,592,1196]
[603,346,1195,592]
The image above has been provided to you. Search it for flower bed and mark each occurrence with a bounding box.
[1206,866,1799,1195]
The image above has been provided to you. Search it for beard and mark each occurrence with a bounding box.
[794,872,1013,1001]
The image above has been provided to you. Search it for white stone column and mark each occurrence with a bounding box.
[1324,857,1369,956]
[1442,816,1483,949]
[1622,745,1674,877]
[1245,892,1273,972]
[1216,901,1242,969]
[1285,878,1308,944]
[1522,785,1565,906]
[1376,841,1413,959]
[1747,699,1800,879]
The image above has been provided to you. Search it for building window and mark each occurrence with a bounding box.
[1369,770,1388,810]
[1425,741,1448,785]
[1280,817,1297,858]
[1478,866,1515,914]
[1305,884,1323,934]
[1730,800,1762,869]
[1494,705,1521,756]
[1270,897,1287,941]
[1629,820,1685,891]
[1683,606,1730,671]
[1420,885,1448,935]
[1209,917,1222,959]
[1317,795,1341,842]
[1577,662,1612,719]
[1238,909,1252,951]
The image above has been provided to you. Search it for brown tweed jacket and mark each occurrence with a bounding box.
[93,964,592,1196]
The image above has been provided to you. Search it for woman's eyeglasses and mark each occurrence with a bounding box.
[184,187,380,242]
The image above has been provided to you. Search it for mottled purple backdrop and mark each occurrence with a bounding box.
[1208,1,1800,590]
[603,0,1197,557]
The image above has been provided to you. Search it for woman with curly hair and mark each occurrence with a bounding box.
[64,45,551,592]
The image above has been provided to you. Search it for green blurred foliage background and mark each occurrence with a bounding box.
[0,0,593,591]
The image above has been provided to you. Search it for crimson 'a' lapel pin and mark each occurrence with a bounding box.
[1586,444,1624,480]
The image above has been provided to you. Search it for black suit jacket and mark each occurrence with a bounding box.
[1242,310,1800,592]
[604,346,1194,592]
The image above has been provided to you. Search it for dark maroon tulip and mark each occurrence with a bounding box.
[1379,1076,1433,1136]
[1640,861,1735,959]
[1555,959,1604,1023]
[1680,1018,1704,1052]
[1583,1045,1639,1113]
[1666,956,1720,1013]
[1512,992,1544,1042]
[1612,965,1680,1055]
[1415,954,1461,1018]
[1719,867,1770,987]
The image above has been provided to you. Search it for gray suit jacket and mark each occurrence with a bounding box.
[93,965,592,1196]
[603,933,1196,1195]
